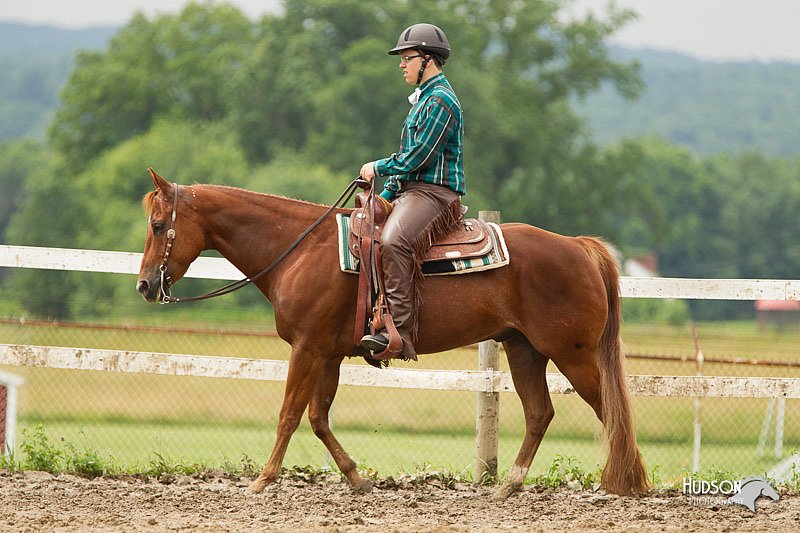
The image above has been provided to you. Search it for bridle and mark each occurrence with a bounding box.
[154,179,365,304]
[157,183,179,302]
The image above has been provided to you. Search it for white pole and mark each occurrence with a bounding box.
[6,383,19,458]
[757,398,776,458]
[692,325,703,472]
[475,340,500,481]
[0,371,24,459]
[474,211,501,483]
[775,397,785,458]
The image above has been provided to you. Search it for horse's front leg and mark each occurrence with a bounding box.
[249,346,327,493]
[308,355,372,493]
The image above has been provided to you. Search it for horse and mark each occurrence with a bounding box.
[136,168,649,498]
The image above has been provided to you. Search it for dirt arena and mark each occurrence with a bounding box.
[1,470,798,532]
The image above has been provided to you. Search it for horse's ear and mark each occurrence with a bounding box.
[148,167,171,194]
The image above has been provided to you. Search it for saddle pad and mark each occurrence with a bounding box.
[335,213,510,276]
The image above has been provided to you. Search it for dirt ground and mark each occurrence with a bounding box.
[1,470,798,532]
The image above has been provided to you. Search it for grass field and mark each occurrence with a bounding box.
[2,316,799,483]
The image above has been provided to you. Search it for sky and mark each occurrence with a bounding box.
[1,0,799,63]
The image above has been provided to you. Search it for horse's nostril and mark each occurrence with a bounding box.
[136,279,150,294]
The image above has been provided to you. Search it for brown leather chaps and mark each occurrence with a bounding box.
[380,181,461,360]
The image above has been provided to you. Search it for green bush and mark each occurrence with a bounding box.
[622,298,690,325]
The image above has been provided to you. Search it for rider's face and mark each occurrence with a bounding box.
[399,52,425,85]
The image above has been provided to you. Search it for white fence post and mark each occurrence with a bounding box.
[691,325,704,472]
[0,371,24,459]
[475,211,501,482]
[757,398,776,458]
[775,397,785,458]
[757,396,786,459]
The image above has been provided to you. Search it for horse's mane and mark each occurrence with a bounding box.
[142,184,334,216]
[143,191,158,217]
[201,184,332,209]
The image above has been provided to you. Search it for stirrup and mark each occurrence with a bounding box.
[359,332,389,352]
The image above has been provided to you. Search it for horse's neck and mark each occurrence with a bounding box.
[199,186,326,277]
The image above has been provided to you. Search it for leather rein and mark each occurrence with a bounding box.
[157,179,366,304]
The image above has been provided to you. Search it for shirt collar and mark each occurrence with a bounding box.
[408,73,446,105]
[419,72,446,94]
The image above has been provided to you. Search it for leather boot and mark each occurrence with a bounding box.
[359,331,389,352]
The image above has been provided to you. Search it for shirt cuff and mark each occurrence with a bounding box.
[374,158,390,177]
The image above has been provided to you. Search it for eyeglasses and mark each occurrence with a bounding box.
[399,54,424,64]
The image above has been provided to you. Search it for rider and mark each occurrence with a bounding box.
[359,23,466,361]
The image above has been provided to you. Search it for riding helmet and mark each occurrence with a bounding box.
[388,23,451,60]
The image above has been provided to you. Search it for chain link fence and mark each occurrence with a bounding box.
[2,300,799,484]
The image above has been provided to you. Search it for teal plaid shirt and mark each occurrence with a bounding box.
[375,73,465,200]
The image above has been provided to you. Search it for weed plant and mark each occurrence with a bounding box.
[533,454,601,490]
[3,426,800,494]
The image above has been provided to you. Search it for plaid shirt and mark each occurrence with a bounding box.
[375,73,465,200]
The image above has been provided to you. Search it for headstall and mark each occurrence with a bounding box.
[154,179,366,304]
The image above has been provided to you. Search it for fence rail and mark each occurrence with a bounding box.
[3,344,800,399]
[3,244,800,301]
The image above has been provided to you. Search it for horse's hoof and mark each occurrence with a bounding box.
[249,479,268,494]
[492,483,517,501]
[357,479,373,493]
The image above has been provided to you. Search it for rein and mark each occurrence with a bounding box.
[158,178,367,304]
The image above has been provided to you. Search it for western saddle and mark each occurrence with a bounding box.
[350,182,495,360]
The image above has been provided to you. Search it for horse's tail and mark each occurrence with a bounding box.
[577,236,650,495]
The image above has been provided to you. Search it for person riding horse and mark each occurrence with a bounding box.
[359,23,465,361]
[137,23,649,499]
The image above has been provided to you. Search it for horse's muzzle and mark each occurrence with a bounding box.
[136,278,160,302]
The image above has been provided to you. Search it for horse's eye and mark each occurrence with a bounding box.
[152,222,166,233]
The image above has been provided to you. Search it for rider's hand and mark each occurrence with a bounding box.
[360,161,376,182]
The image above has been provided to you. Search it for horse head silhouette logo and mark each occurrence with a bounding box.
[726,476,780,512]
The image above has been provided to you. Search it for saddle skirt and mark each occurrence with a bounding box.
[336,212,510,276]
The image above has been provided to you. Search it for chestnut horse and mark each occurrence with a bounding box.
[137,169,649,497]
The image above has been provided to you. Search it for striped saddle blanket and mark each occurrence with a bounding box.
[335,213,510,276]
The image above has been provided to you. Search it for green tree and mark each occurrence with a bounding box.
[230,0,394,164]
[49,2,253,170]
[611,140,800,320]
[74,118,250,254]
[0,140,51,241]
[713,152,800,280]
[232,0,642,237]
[4,119,252,319]
[3,157,85,318]
[68,119,251,318]
[0,140,54,296]
[613,137,736,278]
[15,0,650,319]
[246,152,347,203]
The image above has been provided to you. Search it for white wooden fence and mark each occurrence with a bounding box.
[2,244,800,474]
[4,244,800,300]
[1,343,799,399]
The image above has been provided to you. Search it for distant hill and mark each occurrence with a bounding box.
[0,23,116,140]
[0,22,116,59]
[576,47,800,156]
[1,23,800,157]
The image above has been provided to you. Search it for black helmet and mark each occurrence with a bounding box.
[388,23,450,60]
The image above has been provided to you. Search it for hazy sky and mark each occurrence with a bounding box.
[1,0,798,63]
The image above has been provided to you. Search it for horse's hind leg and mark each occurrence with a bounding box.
[495,334,554,500]
[307,356,372,493]
[550,353,602,418]
[552,346,648,495]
